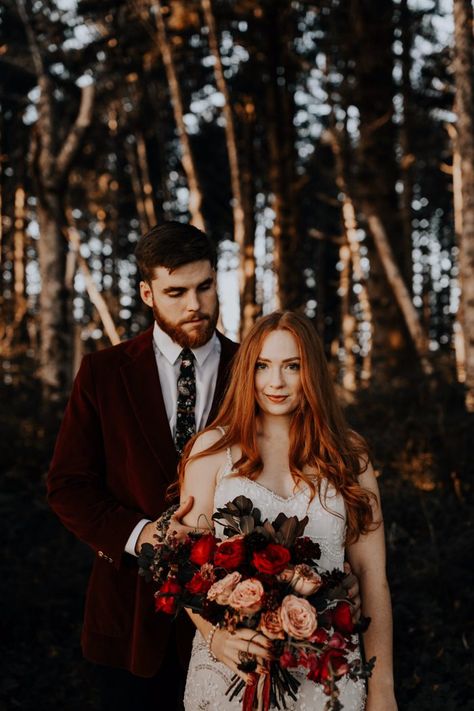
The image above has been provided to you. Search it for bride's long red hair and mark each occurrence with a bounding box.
[178,311,376,543]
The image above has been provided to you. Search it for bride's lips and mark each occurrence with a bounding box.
[265,394,289,403]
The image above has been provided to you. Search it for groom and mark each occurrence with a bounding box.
[47,222,239,710]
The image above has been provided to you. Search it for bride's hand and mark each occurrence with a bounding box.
[211,627,273,682]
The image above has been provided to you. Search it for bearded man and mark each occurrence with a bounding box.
[47,222,239,710]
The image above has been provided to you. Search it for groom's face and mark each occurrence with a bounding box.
[139,259,219,348]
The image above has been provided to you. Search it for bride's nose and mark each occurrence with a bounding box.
[268,366,285,388]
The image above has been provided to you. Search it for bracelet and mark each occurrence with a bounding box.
[206,624,219,663]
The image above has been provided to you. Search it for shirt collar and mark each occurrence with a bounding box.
[153,321,219,367]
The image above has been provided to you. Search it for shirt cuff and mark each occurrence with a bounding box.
[125,518,152,557]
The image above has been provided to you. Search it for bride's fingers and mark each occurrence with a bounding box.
[221,655,250,683]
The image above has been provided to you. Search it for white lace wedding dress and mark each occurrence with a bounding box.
[183,447,366,711]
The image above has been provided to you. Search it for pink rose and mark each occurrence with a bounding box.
[259,609,285,640]
[228,578,264,616]
[207,571,242,605]
[280,594,317,640]
[289,564,322,596]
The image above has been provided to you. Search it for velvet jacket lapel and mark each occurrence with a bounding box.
[120,327,178,484]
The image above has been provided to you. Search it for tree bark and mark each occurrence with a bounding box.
[452,0,474,411]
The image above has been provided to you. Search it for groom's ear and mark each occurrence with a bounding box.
[139,280,154,308]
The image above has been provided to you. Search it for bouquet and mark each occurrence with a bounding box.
[138,496,374,710]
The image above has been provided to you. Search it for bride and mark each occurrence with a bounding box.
[178,311,397,711]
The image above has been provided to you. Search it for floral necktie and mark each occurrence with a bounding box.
[174,348,196,456]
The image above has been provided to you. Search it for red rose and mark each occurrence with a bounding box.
[331,602,354,634]
[185,572,213,595]
[189,534,217,566]
[155,579,182,615]
[214,536,246,570]
[302,653,321,682]
[252,543,291,575]
[320,649,349,681]
[309,628,329,645]
[328,631,348,649]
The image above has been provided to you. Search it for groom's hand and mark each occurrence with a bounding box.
[135,497,195,553]
[343,561,362,623]
[166,496,196,541]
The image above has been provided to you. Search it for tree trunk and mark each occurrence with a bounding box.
[264,3,302,310]
[452,0,474,411]
[150,0,205,230]
[446,123,466,385]
[13,186,26,308]
[36,195,71,391]
[350,0,415,379]
[339,243,357,391]
[201,0,256,335]
[325,126,373,384]
[398,0,415,288]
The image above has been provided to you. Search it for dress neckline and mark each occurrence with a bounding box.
[225,469,309,503]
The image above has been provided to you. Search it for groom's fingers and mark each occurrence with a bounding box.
[167,497,196,541]
[174,496,194,520]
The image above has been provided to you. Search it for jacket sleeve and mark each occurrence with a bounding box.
[47,354,144,571]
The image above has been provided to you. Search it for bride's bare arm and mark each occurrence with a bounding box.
[180,431,273,679]
[346,462,397,711]
[180,428,226,529]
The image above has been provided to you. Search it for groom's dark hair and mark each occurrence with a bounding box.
[135,221,217,283]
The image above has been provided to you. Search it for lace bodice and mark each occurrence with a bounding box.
[214,446,347,574]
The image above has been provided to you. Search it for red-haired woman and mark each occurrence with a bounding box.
[180,311,397,711]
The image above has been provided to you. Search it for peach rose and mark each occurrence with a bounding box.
[289,564,322,596]
[280,594,317,640]
[259,609,285,640]
[207,571,242,605]
[228,578,264,615]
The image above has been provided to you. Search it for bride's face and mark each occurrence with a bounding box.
[254,330,302,416]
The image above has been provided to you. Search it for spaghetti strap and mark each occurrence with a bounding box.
[215,426,234,482]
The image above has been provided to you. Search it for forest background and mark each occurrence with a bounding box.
[0,0,473,709]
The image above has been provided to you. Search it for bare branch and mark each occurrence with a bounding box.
[56,83,95,182]
[67,226,121,346]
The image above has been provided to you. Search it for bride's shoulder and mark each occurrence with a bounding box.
[188,427,228,461]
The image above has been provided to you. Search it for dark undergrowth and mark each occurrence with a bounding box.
[1,356,473,710]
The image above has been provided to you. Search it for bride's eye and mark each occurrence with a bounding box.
[255,361,267,370]
[287,362,300,371]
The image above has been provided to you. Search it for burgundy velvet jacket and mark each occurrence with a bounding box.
[47,326,238,677]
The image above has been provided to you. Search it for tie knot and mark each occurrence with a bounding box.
[179,348,195,366]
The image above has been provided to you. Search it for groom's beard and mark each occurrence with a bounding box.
[152,301,219,349]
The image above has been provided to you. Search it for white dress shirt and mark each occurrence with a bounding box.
[125,322,222,556]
